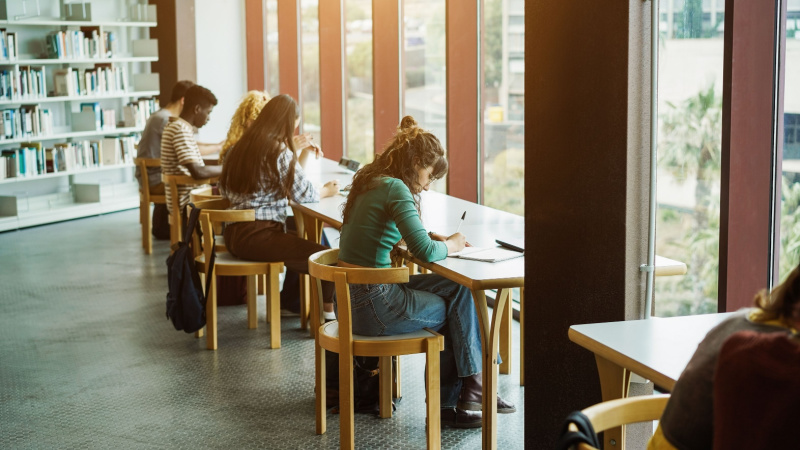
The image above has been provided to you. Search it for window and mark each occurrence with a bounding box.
[778,6,800,282]
[654,0,725,317]
[403,0,446,193]
[300,0,321,142]
[264,0,279,96]
[481,0,524,216]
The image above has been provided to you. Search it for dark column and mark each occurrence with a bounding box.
[524,0,651,447]
[149,0,197,104]
[719,0,784,311]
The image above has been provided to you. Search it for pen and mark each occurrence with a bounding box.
[455,211,466,234]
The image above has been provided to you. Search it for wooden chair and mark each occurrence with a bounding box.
[190,187,225,252]
[133,158,166,255]
[163,173,214,249]
[568,394,670,450]
[308,248,444,450]
[190,198,284,350]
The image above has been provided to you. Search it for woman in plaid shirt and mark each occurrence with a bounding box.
[219,94,340,316]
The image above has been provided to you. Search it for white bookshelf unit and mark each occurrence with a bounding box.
[0,0,158,232]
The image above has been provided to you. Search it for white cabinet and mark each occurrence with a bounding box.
[0,0,158,232]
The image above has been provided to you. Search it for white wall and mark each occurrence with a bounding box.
[194,0,248,143]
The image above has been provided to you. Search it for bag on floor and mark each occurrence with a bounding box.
[166,204,216,333]
[326,351,398,414]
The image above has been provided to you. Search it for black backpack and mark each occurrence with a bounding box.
[165,204,216,333]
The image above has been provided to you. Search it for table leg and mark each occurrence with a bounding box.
[595,354,631,449]
[498,288,512,375]
[472,289,505,450]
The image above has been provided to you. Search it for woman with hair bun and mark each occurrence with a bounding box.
[337,116,516,428]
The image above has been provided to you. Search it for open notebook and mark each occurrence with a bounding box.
[449,246,524,263]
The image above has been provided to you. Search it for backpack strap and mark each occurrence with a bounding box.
[184,203,216,310]
[555,410,600,450]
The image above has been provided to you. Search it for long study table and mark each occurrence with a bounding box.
[292,158,524,450]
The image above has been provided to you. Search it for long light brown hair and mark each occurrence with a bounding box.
[342,116,447,223]
[219,90,270,162]
[219,94,300,197]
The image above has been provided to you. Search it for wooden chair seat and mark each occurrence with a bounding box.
[318,321,442,355]
[308,248,444,450]
[189,198,284,350]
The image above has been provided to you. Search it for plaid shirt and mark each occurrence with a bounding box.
[222,147,319,224]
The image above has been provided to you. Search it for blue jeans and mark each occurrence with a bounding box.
[345,273,483,408]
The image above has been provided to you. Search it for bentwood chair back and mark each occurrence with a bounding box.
[134,157,166,255]
[189,198,284,350]
[162,173,213,249]
[567,394,670,450]
[308,248,443,450]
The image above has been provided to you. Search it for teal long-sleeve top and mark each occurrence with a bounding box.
[338,177,448,268]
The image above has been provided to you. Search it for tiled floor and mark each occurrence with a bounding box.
[0,209,525,449]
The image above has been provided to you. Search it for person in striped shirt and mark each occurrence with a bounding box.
[219,94,340,317]
[160,84,223,216]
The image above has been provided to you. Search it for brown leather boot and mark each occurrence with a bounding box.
[457,372,516,414]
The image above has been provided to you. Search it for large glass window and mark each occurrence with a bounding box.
[654,0,725,317]
[778,6,800,281]
[344,0,374,164]
[481,0,524,216]
[300,0,321,142]
[403,0,446,192]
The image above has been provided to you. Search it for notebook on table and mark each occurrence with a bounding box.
[449,246,524,263]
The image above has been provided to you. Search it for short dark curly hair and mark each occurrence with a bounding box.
[183,85,218,113]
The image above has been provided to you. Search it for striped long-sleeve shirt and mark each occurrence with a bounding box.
[222,146,319,224]
[160,116,205,212]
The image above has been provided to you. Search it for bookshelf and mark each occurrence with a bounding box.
[0,0,159,232]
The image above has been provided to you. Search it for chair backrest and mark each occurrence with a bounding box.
[134,157,162,201]
[561,394,670,450]
[162,173,213,245]
[307,248,410,348]
[188,198,255,262]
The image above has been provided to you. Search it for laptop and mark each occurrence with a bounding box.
[495,237,524,253]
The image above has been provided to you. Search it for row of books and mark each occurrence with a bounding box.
[0,29,19,61]
[0,135,138,180]
[53,66,129,97]
[45,29,116,60]
[122,97,160,128]
[0,67,47,100]
[1,106,54,140]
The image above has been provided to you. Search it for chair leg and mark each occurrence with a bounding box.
[316,340,327,435]
[339,346,355,450]
[142,201,153,255]
[206,275,218,350]
[499,288,513,375]
[267,264,281,349]
[426,337,441,450]
[379,356,393,418]
[393,357,402,399]
[246,275,257,329]
[196,274,206,339]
